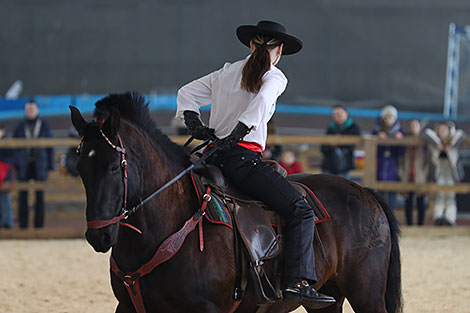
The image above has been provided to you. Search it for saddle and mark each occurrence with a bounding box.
[190,159,330,306]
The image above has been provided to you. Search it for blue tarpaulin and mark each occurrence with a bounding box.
[0,94,465,122]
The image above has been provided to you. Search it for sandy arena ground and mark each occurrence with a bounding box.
[1,227,469,313]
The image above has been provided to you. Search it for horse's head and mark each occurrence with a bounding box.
[70,105,138,253]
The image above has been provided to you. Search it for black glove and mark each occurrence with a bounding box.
[214,122,251,153]
[183,111,215,140]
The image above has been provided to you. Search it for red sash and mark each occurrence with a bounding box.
[237,141,263,153]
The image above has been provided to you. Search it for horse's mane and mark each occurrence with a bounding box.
[93,92,190,167]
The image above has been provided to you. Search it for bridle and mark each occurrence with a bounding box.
[78,120,217,236]
[78,121,141,234]
[78,121,224,313]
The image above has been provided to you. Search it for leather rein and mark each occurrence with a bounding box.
[79,124,214,235]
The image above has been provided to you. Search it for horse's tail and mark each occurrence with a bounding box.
[366,188,403,313]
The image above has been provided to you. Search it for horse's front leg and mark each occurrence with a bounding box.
[115,303,127,313]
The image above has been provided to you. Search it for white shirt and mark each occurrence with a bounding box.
[176,57,288,150]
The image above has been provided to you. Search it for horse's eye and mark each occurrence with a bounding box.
[110,165,120,173]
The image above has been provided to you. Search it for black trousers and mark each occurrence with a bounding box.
[405,192,426,226]
[18,163,45,228]
[207,146,317,284]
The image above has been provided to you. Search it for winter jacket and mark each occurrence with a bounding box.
[321,118,360,174]
[423,125,466,182]
[279,160,303,175]
[373,118,405,181]
[0,145,15,167]
[13,118,54,181]
[398,137,429,185]
[0,140,15,186]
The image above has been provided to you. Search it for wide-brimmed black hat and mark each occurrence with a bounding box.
[236,20,303,55]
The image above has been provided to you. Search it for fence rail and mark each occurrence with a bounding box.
[1,136,470,196]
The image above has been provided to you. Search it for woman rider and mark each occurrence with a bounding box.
[176,20,335,309]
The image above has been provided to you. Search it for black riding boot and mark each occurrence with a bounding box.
[282,198,336,309]
[283,198,316,283]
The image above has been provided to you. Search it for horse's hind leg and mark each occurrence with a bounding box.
[305,281,345,313]
[338,258,388,313]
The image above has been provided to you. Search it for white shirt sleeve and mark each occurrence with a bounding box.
[238,70,287,130]
[176,71,217,119]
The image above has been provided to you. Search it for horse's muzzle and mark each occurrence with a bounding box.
[85,227,118,252]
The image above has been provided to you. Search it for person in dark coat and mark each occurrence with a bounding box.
[321,104,360,178]
[372,105,405,210]
[13,100,54,228]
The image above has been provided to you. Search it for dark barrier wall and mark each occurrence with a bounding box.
[2,0,470,111]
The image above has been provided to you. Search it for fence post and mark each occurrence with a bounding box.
[363,137,377,187]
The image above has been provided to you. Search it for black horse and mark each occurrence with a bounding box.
[70,92,402,313]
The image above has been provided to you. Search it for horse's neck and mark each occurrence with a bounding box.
[112,130,196,270]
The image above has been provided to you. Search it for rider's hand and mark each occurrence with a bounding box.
[214,122,251,153]
[214,136,239,153]
[183,111,215,140]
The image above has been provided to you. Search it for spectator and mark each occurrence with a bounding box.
[423,122,466,226]
[320,104,360,178]
[13,99,54,228]
[279,150,303,175]
[373,105,404,210]
[0,124,15,228]
[398,120,429,226]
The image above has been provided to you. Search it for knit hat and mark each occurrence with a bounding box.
[380,105,398,119]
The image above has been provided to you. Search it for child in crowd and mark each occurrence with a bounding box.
[399,120,429,226]
[279,150,303,175]
[0,124,15,228]
[373,105,405,210]
[423,122,466,226]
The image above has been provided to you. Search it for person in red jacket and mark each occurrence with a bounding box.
[0,124,15,228]
[279,150,303,175]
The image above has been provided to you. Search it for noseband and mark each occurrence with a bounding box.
[79,123,142,234]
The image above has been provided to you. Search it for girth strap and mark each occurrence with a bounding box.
[110,186,212,313]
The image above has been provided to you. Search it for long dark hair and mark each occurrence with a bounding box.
[241,35,281,93]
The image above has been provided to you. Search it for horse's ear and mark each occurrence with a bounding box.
[70,106,86,136]
[104,107,120,134]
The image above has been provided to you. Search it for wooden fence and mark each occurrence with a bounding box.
[1,136,470,203]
